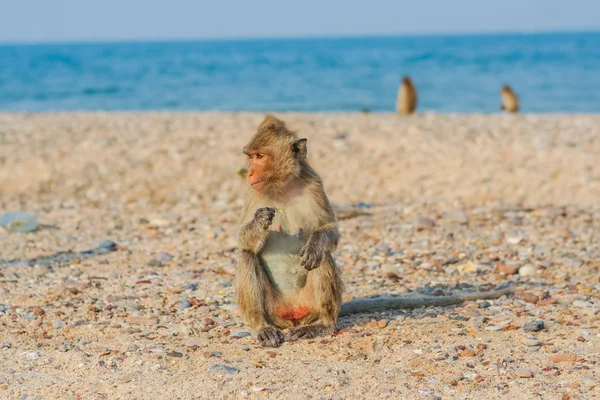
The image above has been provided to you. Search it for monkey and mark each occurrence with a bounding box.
[500,84,519,113]
[235,115,343,347]
[235,115,515,348]
[396,76,418,115]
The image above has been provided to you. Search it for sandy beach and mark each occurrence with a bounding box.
[0,112,599,400]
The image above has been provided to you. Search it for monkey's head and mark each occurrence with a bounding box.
[501,84,513,94]
[244,116,307,193]
[402,76,413,86]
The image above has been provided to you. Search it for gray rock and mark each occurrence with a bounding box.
[210,364,239,374]
[521,338,541,347]
[523,320,544,332]
[178,299,192,310]
[53,319,66,329]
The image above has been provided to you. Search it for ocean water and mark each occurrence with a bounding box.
[0,32,599,113]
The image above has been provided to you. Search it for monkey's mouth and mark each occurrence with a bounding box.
[250,178,266,187]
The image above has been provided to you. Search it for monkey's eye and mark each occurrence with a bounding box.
[255,153,264,160]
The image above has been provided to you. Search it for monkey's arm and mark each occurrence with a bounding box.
[339,287,514,316]
[300,222,339,271]
[238,207,275,253]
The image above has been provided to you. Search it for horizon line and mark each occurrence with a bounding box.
[1,28,599,47]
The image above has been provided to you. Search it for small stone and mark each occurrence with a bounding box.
[181,283,198,291]
[33,307,45,316]
[24,351,39,360]
[523,321,544,332]
[496,263,518,275]
[1,343,10,349]
[515,292,540,304]
[210,364,239,374]
[459,349,476,357]
[515,368,534,378]
[167,351,183,358]
[549,353,577,363]
[99,240,118,250]
[414,216,435,230]
[518,264,537,277]
[506,230,525,245]
[573,300,593,308]
[456,262,478,276]
[521,338,541,347]
[178,299,192,310]
[204,318,215,325]
[485,325,505,331]
[119,374,134,384]
[251,360,265,368]
[476,344,487,352]
[377,320,387,329]
[127,316,159,325]
[409,358,426,367]
[230,330,251,338]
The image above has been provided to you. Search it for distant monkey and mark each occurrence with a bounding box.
[235,115,514,347]
[500,84,519,113]
[396,76,418,115]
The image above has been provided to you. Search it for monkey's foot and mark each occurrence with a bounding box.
[286,324,333,341]
[257,326,284,348]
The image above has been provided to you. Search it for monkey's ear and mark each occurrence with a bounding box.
[292,138,307,159]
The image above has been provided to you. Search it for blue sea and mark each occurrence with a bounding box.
[1,32,599,113]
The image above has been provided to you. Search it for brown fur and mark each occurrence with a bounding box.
[501,84,519,113]
[396,76,418,115]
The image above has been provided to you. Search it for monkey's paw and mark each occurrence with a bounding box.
[254,207,276,230]
[299,243,323,271]
[286,325,328,341]
[257,326,284,348]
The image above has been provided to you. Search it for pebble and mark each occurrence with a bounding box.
[523,321,544,332]
[1,343,10,349]
[178,299,192,310]
[99,240,118,250]
[515,292,539,304]
[181,283,198,291]
[485,325,506,331]
[573,300,593,308]
[506,230,525,245]
[414,216,435,230]
[53,319,66,329]
[119,374,134,384]
[521,338,541,347]
[230,330,251,338]
[549,353,577,363]
[515,368,534,378]
[24,352,39,360]
[127,316,159,325]
[167,351,183,358]
[518,264,537,277]
[459,349,476,357]
[210,364,239,374]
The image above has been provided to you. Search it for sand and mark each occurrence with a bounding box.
[0,112,599,400]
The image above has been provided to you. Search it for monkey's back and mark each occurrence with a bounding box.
[396,83,417,114]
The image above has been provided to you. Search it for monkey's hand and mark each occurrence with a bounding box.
[254,207,276,230]
[299,237,325,271]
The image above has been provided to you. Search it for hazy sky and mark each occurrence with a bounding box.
[2,0,599,43]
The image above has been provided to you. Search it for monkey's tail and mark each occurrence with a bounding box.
[339,286,514,317]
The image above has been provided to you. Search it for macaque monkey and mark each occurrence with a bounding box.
[396,76,418,115]
[235,115,514,347]
[500,84,519,113]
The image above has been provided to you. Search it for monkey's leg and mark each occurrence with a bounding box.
[286,253,343,341]
[235,250,284,348]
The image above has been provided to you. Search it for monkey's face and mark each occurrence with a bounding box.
[246,149,272,192]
